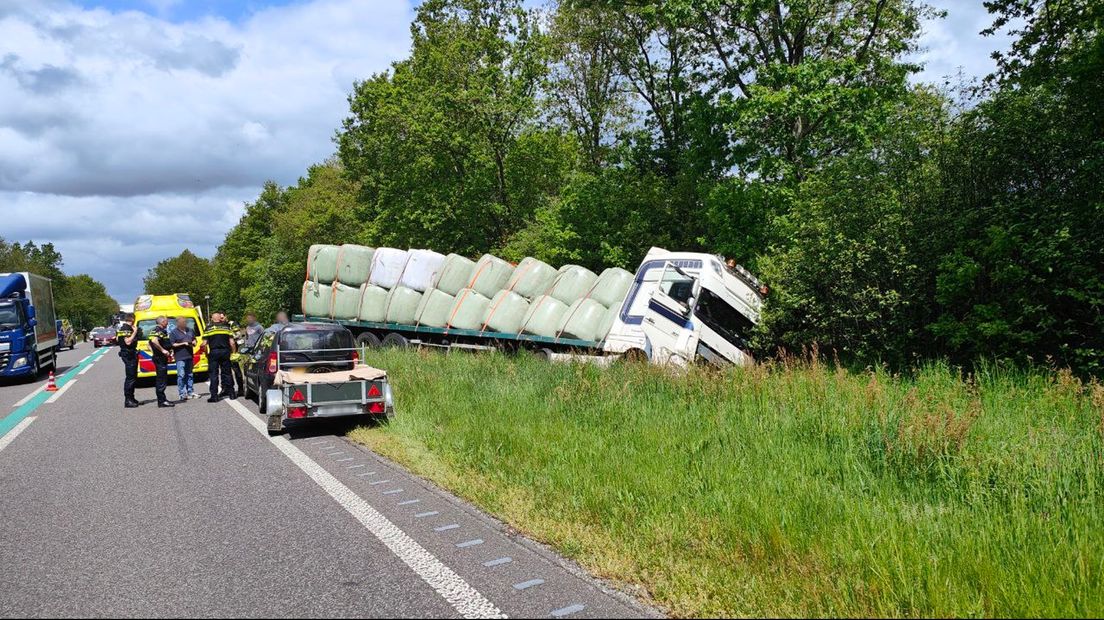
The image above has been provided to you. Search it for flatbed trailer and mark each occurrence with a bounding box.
[294,314,603,356]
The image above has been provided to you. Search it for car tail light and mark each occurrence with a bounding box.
[267,352,278,374]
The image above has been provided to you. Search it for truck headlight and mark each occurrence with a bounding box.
[11,356,27,369]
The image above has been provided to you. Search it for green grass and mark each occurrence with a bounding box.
[347,349,1104,618]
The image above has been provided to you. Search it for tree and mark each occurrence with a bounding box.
[143,250,214,309]
[56,274,119,332]
[210,181,286,318]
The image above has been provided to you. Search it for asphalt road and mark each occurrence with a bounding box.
[0,344,654,619]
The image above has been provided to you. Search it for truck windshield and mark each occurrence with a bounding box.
[693,289,754,350]
[0,303,21,329]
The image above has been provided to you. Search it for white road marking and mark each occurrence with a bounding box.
[551,604,586,617]
[347,463,365,469]
[225,399,506,619]
[514,579,544,591]
[0,417,36,452]
[45,379,76,404]
[415,511,440,519]
[435,524,460,532]
[12,386,44,408]
[78,360,97,375]
[358,471,379,477]
[483,557,512,568]
[456,539,483,548]
[369,479,392,486]
[382,488,404,495]
[398,499,421,506]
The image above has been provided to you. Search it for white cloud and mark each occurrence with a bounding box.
[912,0,1016,87]
[0,0,414,302]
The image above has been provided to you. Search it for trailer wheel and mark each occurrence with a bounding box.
[382,332,409,349]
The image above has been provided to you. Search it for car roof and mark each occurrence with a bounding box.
[283,322,349,332]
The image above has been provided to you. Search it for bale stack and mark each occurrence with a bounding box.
[302,245,638,343]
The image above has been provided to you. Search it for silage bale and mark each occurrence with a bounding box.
[547,265,598,305]
[519,294,569,338]
[433,254,476,296]
[357,284,388,322]
[336,245,375,286]
[369,248,410,289]
[556,298,610,342]
[331,282,362,320]
[589,267,634,308]
[557,264,581,275]
[414,288,456,328]
[481,290,530,334]
[301,280,331,318]
[400,249,446,292]
[596,305,618,341]
[446,288,492,330]
[467,254,515,299]
[504,257,557,300]
[306,244,340,284]
[384,285,422,324]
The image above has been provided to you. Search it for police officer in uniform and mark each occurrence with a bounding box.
[117,313,142,408]
[203,311,237,402]
[147,315,175,408]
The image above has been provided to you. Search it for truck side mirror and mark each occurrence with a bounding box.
[27,306,36,320]
[28,318,37,327]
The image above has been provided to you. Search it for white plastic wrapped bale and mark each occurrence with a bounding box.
[301,280,331,317]
[589,267,634,308]
[357,284,388,322]
[335,245,375,286]
[399,249,446,292]
[331,282,362,320]
[556,298,609,341]
[446,288,492,330]
[368,248,410,289]
[557,264,581,275]
[467,254,515,298]
[519,295,569,337]
[504,257,557,299]
[414,288,455,328]
[481,290,530,334]
[596,305,618,341]
[384,286,422,324]
[306,244,340,284]
[433,254,476,296]
[547,265,598,305]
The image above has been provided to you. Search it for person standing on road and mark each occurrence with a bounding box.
[243,312,264,349]
[147,315,175,408]
[116,313,142,408]
[170,316,197,402]
[230,319,247,397]
[203,311,236,403]
[263,311,290,337]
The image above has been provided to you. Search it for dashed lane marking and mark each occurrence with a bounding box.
[398,499,421,506]
[0,416,36,453]
[382,489,404,495]
[415,511,439,519]
[434,524,460,532]
[456,539,484,549]
[45,379,77,404]
[483,557,512,568]
[551,604,586,617]
[369,479,391,486]
[225,398,505,619]
[514,579,544,591]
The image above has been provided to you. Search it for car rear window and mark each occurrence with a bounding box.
[279,328,354,352]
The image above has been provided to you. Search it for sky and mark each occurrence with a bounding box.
[0,0,1015,304]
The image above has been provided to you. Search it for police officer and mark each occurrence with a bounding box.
[147,315,175,408]
[203,311,237,403]
[117,313,142,408]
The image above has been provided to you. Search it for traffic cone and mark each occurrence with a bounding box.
[45,372,58,392]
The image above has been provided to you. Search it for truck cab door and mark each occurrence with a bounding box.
[640,263,700,367]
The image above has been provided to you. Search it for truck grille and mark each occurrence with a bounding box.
[0,352,9,369]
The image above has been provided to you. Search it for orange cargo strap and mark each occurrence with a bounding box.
[465,258,493,291]
[446,288,476,329]
[329,281,338,319]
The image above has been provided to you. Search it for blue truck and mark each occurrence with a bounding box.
[0,272,59,381]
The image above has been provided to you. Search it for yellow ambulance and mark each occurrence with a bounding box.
[132,294,208,378]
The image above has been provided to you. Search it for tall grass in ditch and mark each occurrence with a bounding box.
[348,349,1104,617]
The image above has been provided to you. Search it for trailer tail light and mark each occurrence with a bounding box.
[366,383,384,414]
[352,350,359,366]
[288,389,307,418]
[267,352,278,374]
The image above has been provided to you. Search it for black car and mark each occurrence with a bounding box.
[238,322,358,414]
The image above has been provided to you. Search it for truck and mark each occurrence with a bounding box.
[0,272,59,380]
[299,248,765,367]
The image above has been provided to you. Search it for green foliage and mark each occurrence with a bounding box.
[350,350,1104,617]
[1,237,118,329]
[142,249,214,307]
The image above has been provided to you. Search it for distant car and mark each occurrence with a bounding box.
[91,327,117,348]
[238,322,359,413]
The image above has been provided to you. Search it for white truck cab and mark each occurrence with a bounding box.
[602,248,764,367]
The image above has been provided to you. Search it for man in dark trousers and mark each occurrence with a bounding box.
[146,315,175,408]
[203,311,236,403]
[116,313,141,408]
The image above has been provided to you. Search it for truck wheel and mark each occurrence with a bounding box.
[382,332,409,349]
[356,332,382,352]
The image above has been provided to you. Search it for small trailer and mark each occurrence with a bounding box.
[263,366,394,435]
[301,247,765,368]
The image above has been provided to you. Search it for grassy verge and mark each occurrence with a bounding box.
[348,349,1103,617]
